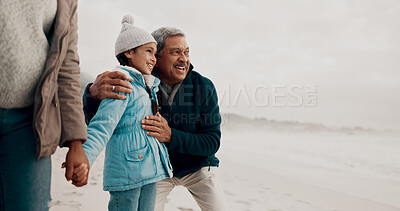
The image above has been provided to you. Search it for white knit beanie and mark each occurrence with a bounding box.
[115,15,156,56]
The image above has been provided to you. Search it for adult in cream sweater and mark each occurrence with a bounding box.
[0,0,89,210]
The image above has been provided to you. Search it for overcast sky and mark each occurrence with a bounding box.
[76,0,400,130]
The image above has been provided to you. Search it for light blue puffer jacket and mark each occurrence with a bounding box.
[83,66,173,191]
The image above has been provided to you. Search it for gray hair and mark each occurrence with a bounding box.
[151,27,186,56]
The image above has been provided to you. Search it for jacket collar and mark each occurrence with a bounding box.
[116,65,160,88]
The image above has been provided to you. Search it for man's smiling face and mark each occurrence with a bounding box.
[155,35,190,86]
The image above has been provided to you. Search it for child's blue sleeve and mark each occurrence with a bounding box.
[83,92,130,167]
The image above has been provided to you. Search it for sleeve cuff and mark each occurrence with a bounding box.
[83,83,101,107]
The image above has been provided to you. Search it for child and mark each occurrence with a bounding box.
[79,15,173,211]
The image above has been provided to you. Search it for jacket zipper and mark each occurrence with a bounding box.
[34,28,68,159]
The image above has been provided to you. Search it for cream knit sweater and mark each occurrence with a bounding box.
[0,0,57,108]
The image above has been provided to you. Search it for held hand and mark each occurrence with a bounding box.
[141,112,171,143]
[89,71,133,100]
[62,140,90,187]
[62,163,89,186]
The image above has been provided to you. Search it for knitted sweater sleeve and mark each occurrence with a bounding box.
[82,83,101,125]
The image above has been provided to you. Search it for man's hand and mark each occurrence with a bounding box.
[89,71,133,100]
[62,140,90,187]
[141,112,171,143]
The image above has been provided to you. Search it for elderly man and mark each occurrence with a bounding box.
[82,27,226,210]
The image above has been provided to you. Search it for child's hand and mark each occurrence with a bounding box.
[73,163,89,186]
[62,140,90,187]
[62,162,89,187]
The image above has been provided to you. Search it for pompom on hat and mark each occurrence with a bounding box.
[114,15,156,56]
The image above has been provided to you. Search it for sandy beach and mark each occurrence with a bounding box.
[50,129,400,211]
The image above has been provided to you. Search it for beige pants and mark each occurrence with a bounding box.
[155,166,227,211]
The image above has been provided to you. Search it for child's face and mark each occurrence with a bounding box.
[125,42,157,75]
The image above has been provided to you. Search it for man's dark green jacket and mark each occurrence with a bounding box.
[82,65,222,178]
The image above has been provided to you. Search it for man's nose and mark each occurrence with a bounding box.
[178,53,188,63]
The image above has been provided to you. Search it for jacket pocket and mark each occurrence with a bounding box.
[124,145,155,182]
[125,145,150,162]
